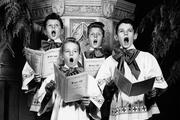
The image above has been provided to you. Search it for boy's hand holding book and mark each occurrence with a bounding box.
[45,80,56,96]
[80,96,90,107]
[34,73,42,82]
[145,88,159,99]
[26,73,42,93]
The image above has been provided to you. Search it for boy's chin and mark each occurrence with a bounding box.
[122,43,132,49]
[92,45,100,48]
[67,62,77,68]
[49,37,56,40]
[49,36,60,40]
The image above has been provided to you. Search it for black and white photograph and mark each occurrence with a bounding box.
[0,0,179,120]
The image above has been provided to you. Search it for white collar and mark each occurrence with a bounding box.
[120,44,136,50]
[89,47,102,51]
[48,38,62,43]
[64,64,78,69]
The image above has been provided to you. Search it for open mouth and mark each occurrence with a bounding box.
[124,37,129,43]
[69,58,74,63]
[51,31,56,37]
[93,40,98,44]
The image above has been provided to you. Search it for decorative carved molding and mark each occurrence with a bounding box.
[102,0,136,19]
[64,0,102,16]
[65,0,102,5]
[30,1,52,21]
[112,9,134,20]
[102,1,115,18]
[116,0,136,13]
[113,0,136,19]
[65,5,102,17]
[29,0,136,50]
[70,19,95,39]
[70,19,95,52]
[30,0,135,21]
[52,0,64,16]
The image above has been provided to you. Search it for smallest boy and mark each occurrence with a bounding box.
[45,37,104,120]
[21,12,64,120]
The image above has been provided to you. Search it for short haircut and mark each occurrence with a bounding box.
[87,22,105,37]
[115,18,137,35]
[61,37,81,54]
[43,12,64,29]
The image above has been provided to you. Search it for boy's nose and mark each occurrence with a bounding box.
[52,25,56,29]
[70,51,73,56]
[94,34,98,38]
[124,31,128,35]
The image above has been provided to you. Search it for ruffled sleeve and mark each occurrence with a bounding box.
[95,56,116,92]
[22,62,35,90]
[143,52,168,89]
[87,75,104,119]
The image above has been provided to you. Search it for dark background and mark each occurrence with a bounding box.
[126,0,163,24]
[127,0,180,120]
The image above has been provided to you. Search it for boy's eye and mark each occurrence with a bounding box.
[118,29,134,34]
[47,24,52,28]
[97,33,102,36]
[90,33,94,36]
[64,50,70,53]
[90,33,102,37]
[118,29,123,33]
[55,24,60,28]
[46,24,60,28]
[128,29,134,32]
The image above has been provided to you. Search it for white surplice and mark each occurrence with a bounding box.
[96,45,168,120]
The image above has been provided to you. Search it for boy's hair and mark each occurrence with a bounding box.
[87,22,105,37]
[43,12,64,29]
[115,18,137,35]
[61,37,81,54]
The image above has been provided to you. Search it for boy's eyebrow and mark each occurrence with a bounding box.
[118,27,133,30]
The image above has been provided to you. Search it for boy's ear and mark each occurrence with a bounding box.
[60,29,65,41]
[43,28,47,36]
[133,33,138,40]
[59,28,64,36]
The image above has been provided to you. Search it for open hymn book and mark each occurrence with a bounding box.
[83,54,105,77]
[54,64,88,103]
[113,68,155,96]
[24,47,61,77]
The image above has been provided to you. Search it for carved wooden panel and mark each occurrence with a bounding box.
[70,18,96,52]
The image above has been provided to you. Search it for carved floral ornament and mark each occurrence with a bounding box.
[72,22,88,41]
[51,0,64,16]
[102,1,114,18]
[71,22,90,52]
